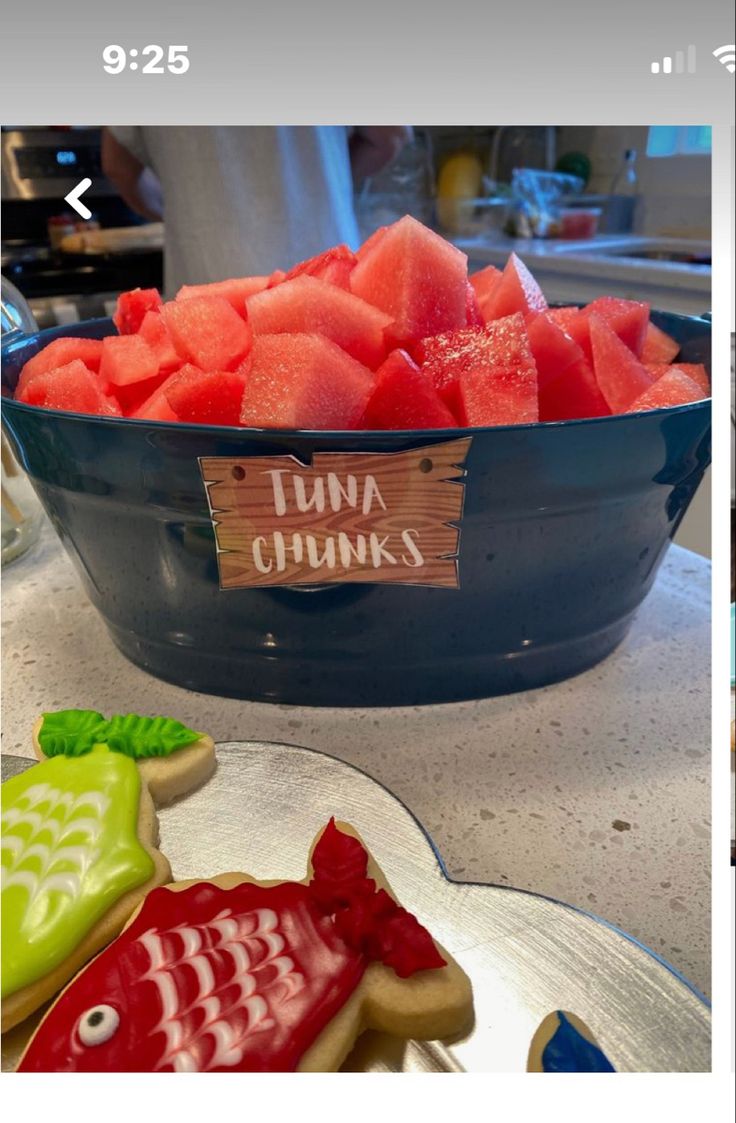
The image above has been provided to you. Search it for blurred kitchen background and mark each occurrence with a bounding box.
[1,124,711,555]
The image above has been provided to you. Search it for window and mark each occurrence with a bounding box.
[646,126,712,157]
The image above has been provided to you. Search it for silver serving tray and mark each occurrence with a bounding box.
[1,742,710,1072]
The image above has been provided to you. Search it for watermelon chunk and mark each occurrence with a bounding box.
[419,313,538,425]
[548,300,650,365]
[175,276,269,316]
[163,365,247,426]
[362,350,457,430]
[465,282,484,328]
[539,360,611,422]
[668,363,710,395]
[416,326,484,416]
[458,370,538,427]
[283,244,357,290]
[479,253,547,321]
[645,363,709,397]
[356,225,388,261]
[526,312,609,421]
[240,334,374,430]
[131,372,183,421]
[163,296,252,372]
[138,311,181,374]
[626,368,705,412]
[99,335,159,387]
[456,321,539,426]
[469,265,502,320]
[641,321,680,364]
[350,215,468,345]
[246,275,392,370]
[525,312,586,388]
[588,315,654,412]
[417,314,538,427]
[113,288,163,335]
[583,297,650,357]
[113,372,170,417]
[546,306,580,332]
[17,360,122,416]
[16,337,104,397]
[546,306,589,357]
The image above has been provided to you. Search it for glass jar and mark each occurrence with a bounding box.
[1,275,45,566]
[1,434,44,565]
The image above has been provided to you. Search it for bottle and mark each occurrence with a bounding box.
[610,149,638,196]
[607,149,638,233]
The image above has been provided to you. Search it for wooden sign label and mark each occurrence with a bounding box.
[199,437,472,590]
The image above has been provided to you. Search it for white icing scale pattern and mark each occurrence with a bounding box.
[139,906,306,1072]
[1,782,110,903]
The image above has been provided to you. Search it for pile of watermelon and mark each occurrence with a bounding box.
[13,216,709,429]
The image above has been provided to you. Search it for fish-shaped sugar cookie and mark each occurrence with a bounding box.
[18,819,473,1072]
[1,708,215,1032]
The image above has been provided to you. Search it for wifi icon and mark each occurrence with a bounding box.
[713,43,735,73]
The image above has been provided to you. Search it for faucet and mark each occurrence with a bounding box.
[488,127,557,190]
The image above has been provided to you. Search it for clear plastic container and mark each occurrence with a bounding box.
[558,207,602,239]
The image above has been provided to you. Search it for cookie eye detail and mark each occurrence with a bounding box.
[78,1004,120,1046]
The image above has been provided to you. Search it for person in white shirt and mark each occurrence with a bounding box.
[102,126,410,295]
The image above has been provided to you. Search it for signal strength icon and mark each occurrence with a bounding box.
[712,44,735,73]
[651,45,696,74]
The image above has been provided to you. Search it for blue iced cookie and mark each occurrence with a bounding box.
[528,1010,615,1072]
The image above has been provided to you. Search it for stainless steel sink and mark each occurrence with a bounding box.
[552,237,711,266]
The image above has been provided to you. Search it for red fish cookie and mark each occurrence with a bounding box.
[2,709,215,1032]
[18,819,473,1071]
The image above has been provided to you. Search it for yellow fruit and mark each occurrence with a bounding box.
[436,153,484,233]
[437,153,483,199]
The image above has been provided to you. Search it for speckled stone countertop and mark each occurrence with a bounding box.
[1,525,711,997]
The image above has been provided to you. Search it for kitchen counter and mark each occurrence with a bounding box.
[453,234,711,315]
[1,523,711,997]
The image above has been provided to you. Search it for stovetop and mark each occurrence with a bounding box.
[1,240,163,301]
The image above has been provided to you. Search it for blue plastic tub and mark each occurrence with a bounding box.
[1,312,711,706]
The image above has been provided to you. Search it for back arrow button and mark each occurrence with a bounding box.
[64,178,93,220]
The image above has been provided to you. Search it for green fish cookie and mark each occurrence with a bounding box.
[1,708,216,1032]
